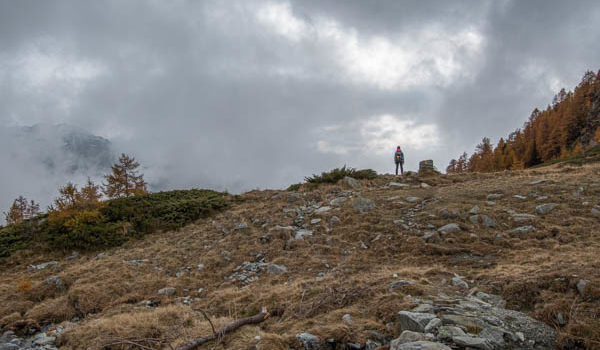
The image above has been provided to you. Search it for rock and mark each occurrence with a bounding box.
[441,315,487,330]
[398,311,437,332]
[509,225,536,236]
[390,182,410,188]
[475,292,506,308]
[44,276,66,291]
[536,195,549,201]
[487,201,495,206]
[438,223,460,234]
[310,218,322,225]
[424,318,442,333]
[421,183,431,188]
[158,287,176,295]
[267,264,287,275]
[469,215,496,228]
[197,263,204,271]
[0,344,19,350]
[389,280,413,292]
[536,203,558,215]
[65,251,80,260]
[577,279,589,296]
[27,261,59,270]
[365,339,380,350]
[513,195,527,200]
[478,326,507,348]
[436,326,466,341]
[511,213,536,223]
[557,312,566,326]
[422,231,440,243]
[451,276,468,289]
[440,209,459,218]
[487,193,504,200]
[394,330,426,344]
[33,333,56,346]
[342,313,353,324]
[413,304,434,314]
[329,197,347,206]
[592,208,600,218]
[529,179,548,185]
[314,206,331,215]
[329,216,341,224]
[360,242,368,249]
[406,197,420,203]
[344,176,362,190]
[296,332,322,350]
[469,206,481,215]
[295,229,313,239]
[452,336,492,350]
[391,341,451,350]
[352,196,376,212]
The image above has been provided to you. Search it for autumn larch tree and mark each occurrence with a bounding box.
[103,154,148,198]
[4,196,40,225]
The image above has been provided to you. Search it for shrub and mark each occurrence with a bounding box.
[304,165,377,184]
[0,218,46,258]
[287,183,301,191]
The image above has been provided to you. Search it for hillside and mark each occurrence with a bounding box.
[1,164,600,350]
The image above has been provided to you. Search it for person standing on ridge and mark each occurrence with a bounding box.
[394,146,404,175]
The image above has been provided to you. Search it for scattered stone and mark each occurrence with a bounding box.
[295,229,313,239]
[486,201,495,206]
[469,215,496,228]
[387,195,402,201]
[314,206,331,215]
[296,333,322,350]
[513,195,527,200]
[267,264,288,275]
[487,193,504,200]
[451,276,469,289]
[389,280,413,292]
[406,197,420,203]
[392,341,451,350]
[557,313,566,326]
[440,209,459,218]
[438,223,461,234]
[421,183,431,188]
[342,314,353,324]
[329,197,347,206]
[27,261,59,270]
[536,196,549,201]
[329,216,341,224]
[352,196,376,213]
[413,304,434,314]
[343,176,362,190]
[422,231,440,243]
[468,206,481,215]
[196,263,204,271]
[32,333,56,346]
[509,225,536,235]
[65,251,80,260]
[424,318,442,333]
[158,287,176,295]
[360,242,368,250]
[452,336,492,350]
[529,179,548,185]
[43,276,66,291]
[310,218,322,225]
[398,311,437,332]
[536,203,558,215]
[234,222,249,230]
[390,182,410,188]
[576,279,589,296]
[511,213,536,223]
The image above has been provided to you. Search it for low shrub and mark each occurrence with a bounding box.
[304,165,377,185]
[286,183,301,191]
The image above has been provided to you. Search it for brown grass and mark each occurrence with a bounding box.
[1,163,600,348]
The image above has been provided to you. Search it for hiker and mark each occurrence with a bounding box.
[394,146,404,175]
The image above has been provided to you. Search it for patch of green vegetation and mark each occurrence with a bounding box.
[304,165,377,185]
[286,183,301,191]
[0,189,228,256]
[533,144,600,168]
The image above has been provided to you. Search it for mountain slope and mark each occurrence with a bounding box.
[1,164,600,349]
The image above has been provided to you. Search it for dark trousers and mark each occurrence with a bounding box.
[395,162,404,175]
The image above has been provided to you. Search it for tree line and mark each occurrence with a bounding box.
[3,153,147,226]
[447,70,600,173]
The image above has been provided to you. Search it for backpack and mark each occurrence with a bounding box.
[395,151,404,163]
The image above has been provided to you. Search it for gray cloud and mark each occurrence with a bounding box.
[1,0,600,213]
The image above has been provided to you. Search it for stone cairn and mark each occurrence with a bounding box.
[418,160,438,175]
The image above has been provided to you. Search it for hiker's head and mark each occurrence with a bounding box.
[397,146,401,151]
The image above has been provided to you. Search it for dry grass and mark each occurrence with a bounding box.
[1,163,600,349]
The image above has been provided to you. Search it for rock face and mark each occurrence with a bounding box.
[389,293,556,350]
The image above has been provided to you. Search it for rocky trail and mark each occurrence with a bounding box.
[1,163,600,349]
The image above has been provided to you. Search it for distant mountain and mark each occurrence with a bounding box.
[11,123,114,176]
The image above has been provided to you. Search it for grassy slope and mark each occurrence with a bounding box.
[1,164,600,349]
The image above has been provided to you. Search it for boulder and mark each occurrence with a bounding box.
[329,197,347,206]
[391,341,451,350]
[511,213,536,223]
[424,318,442,333]
[295,229,313,239]
[44,276,67,292]
[158,287,176,295]
[398,311,437,332]
[536,203,558,215]
[438,223,461,234]
[393,330,426,344]
[352,196,376,213]
[296,333,322,350]
[267,264,288,275]
[436,326,466,341]
[389,280,413,292]
[451,336,492,350]
[406,197,420,203]
[509,225,536,236]
[468,206,481,215]
[343,176,361,190]
[314,206,331,215]
[451,276,469,289]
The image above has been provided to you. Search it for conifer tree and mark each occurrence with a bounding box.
[103,154,148,198]
[4,196,40,225]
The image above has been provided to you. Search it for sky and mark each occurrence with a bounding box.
[1,0,600,213]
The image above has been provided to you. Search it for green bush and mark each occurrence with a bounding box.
[304,165,377,184]
[287,183,301,191]
[1,189,229,255]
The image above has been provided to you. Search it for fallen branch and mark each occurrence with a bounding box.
[176,307,270,350]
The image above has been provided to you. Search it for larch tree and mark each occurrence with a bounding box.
[4,196,40,225]
[103,154,148,198]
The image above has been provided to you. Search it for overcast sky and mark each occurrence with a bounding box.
[1,0,600,212]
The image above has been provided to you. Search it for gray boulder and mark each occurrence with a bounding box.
[509,225,536,236]
[343,176,362,190]
[398,311,437,332]
[406,197,420,203]
[329,197,347,206]
[452,336,492,350]
[353,196,376,213]
[158,287,176,295]
[44,276,67,291]
[392,331,426,345]
[536,203,558,215]
[438,223,461,234]
[451,276,469,289]
[296,333,322,350]
[392,341,451,350]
